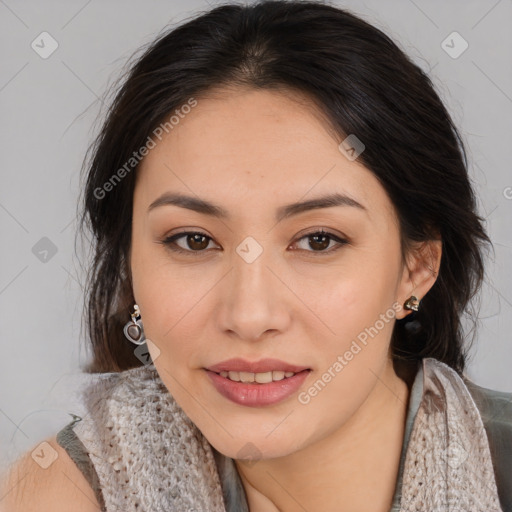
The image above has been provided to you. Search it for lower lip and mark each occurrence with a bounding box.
[205,369,311,407]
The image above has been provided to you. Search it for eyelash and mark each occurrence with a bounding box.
[159,229,349,257]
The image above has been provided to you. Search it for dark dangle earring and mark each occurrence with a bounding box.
[123,304,146,345]
[403,295,421,334]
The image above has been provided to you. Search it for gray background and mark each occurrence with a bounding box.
[0,0,511,474]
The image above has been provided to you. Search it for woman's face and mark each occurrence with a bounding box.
[130,87,427,460]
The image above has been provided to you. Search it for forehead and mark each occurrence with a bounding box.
[135,87,394,222]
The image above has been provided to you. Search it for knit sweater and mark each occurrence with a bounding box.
[55,357,512,511]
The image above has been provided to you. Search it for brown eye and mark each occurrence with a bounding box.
[292,229,348,254]
[308,233,331,251]
[185,233,210,251]
[161,231,217,255]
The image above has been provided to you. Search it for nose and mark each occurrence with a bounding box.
[216,243,291,342]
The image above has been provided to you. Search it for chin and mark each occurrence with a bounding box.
[204,427,309,463]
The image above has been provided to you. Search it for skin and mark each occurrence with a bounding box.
[129,86,441,512]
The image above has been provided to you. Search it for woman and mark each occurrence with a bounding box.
[2,1,511,511]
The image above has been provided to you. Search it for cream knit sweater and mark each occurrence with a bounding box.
[56,357,510,511]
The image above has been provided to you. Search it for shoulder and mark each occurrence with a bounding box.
[0,434,101,512]
[463,378,512,512]
[423,358,512,428]
[463,377,512,430]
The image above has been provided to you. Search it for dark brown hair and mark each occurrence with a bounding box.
[78,0,492,375]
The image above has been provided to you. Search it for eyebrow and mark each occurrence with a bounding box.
[147,192,367,222]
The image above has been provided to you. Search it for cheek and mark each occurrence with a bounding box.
[313,283,397,373]
[132,234,198,318]
[309,252,399,334]
[293,274,399,433]
[130,245,203,365]
[299,247,400,381]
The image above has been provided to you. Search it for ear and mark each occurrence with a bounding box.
[395,238,442,320]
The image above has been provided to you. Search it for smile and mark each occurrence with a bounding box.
[218,370,296,383]
[205,368,311,407]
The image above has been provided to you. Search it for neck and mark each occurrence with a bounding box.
[235,359,413,512]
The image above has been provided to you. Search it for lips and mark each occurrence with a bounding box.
[204,358,312,406]
[205,368,311,407]
[205,357,310,374]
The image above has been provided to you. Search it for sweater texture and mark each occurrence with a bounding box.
[56,357,512,511]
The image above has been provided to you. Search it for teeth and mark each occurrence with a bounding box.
[255,372,273,384]
[272,371,285,381]
[218,370,298,382]
[240,371,255,383]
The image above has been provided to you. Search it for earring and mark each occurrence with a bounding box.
[404,295,420,312]
[123,304,146,345]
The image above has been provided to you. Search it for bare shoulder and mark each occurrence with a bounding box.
[0,435,102,512]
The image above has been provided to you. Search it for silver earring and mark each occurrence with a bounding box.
[123,304,146,345]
